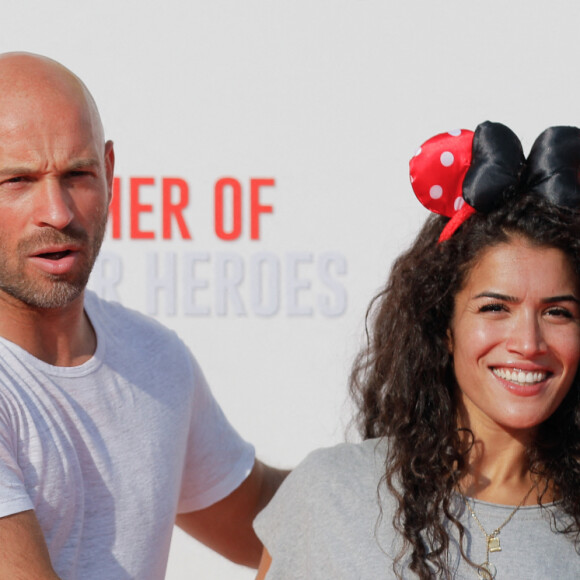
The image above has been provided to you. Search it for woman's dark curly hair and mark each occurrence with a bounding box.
[349,193,580,578]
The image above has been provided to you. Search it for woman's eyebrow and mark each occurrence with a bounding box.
[541,294,580,304]
[473,292,518,302]
[473,291,580,304]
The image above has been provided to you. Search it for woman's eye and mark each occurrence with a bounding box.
[546,307,573,319]
[478,303,506,313]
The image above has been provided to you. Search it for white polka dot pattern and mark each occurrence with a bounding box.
[429,185,443,199]
[408,127,474,217]
[440,151,454,167]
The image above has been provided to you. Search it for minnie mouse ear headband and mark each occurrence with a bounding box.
[409,121,580,242]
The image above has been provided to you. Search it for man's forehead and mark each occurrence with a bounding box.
[0,115,106,171]
[0,97,105,163]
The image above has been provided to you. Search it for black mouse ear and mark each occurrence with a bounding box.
[462,121,525,213]
[522,126,580,209]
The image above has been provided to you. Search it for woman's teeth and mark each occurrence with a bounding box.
[492,368,547,385]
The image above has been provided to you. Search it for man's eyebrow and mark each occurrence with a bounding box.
[0,159,100,177]
[0,166,36,177]
[67,159,100,171]
[473,291,580,304]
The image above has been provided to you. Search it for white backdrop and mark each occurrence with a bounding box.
[2,1,580,578]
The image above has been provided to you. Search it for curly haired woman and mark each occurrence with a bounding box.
[255,122,580,579]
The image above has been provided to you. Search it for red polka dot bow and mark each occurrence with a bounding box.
[409,121,580,242]
[409,128,476,242]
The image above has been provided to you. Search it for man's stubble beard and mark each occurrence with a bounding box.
[0,213,108,310]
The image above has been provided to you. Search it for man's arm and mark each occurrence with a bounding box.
[0,510,61,579]
[176,459,289,568]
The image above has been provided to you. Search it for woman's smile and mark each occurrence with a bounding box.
[448,238,580,432]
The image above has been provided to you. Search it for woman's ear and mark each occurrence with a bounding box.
[446,328,454,354]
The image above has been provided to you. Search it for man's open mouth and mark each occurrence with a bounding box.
[37,250,74,260]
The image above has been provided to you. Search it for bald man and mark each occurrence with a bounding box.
[0,52,287,579]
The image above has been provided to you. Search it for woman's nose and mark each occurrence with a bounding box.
[505,311,547,357]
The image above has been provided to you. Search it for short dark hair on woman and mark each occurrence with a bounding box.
[349,193,580,579]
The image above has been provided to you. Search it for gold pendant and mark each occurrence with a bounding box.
[478,562,497,579]
[487,535,501,553]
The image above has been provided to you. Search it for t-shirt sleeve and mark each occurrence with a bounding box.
[253,450,323,579]
[0,399,33,518]
[177,353,255,513]
[86,292,256,515]
[254,446,364,579]
[254,440,391,579]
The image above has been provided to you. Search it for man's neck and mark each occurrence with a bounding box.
[0,291,96,367]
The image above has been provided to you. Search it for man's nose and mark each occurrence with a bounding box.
[34,180,74,230]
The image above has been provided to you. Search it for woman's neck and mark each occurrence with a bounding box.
[457,419,544,505]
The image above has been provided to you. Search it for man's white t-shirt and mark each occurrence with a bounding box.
[0,291,255,579]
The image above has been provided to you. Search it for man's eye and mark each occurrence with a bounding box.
[1,176,30,187]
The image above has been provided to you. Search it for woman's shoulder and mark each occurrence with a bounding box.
[254,437,399,579]
[299,438,386,478]
[279,437,388,503]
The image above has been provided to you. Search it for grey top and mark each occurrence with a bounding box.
[254,438,580,579]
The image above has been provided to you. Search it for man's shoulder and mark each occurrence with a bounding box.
[83,291,207,388]
[85,291,170,332]
[84,291,187,352]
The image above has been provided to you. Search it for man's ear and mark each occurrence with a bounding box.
[104,140,115,205]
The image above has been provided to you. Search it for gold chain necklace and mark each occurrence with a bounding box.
[463,485,535,580]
